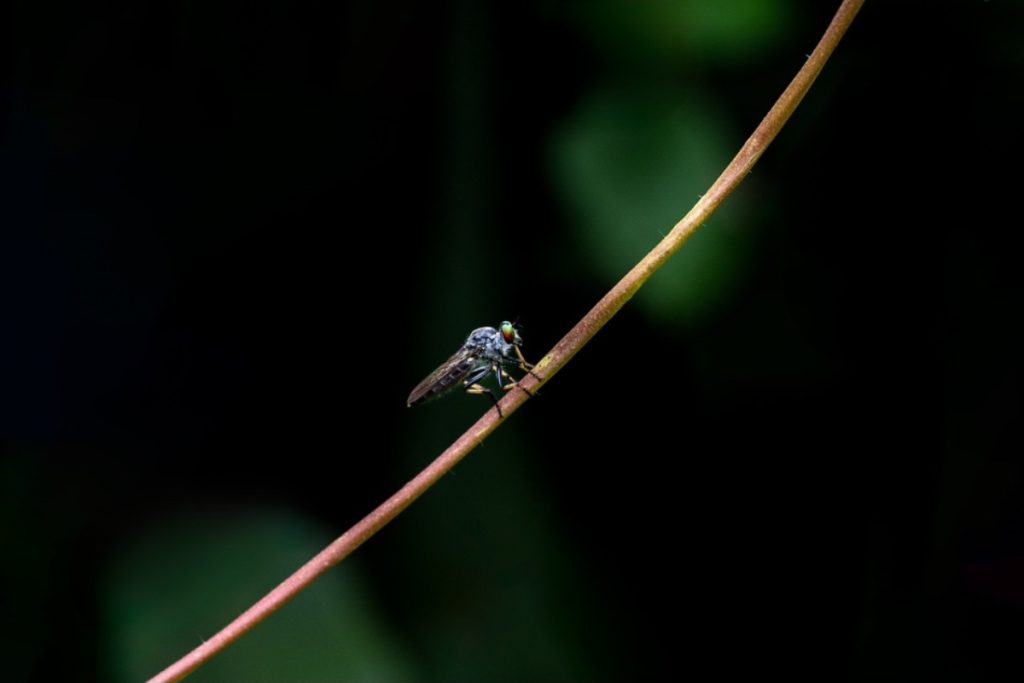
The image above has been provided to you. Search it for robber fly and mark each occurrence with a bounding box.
[407,321,535,417]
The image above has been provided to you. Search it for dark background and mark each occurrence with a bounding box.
[2,1,1022,681]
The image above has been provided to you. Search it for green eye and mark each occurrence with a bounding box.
[500,321,515,343]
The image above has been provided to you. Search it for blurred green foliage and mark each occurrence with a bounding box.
[103,509,417,682]
[571,0,793,65]
[551,86,751,327]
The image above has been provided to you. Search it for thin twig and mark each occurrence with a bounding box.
[148,2,865,680]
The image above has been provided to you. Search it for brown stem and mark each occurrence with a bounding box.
[148,1,865,680]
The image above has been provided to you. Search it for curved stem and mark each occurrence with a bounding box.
[148,1,865,680]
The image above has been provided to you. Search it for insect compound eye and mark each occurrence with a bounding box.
[500,321,516,343]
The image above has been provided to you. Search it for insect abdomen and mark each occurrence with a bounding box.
[406,356,477,406]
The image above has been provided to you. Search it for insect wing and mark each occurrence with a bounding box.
[407,344,483,407]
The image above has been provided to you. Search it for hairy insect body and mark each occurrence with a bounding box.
[407,321,533,415]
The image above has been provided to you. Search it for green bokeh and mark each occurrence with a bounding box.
[102,509,418,683]
[551,87,752,327]
[571,0,793,65]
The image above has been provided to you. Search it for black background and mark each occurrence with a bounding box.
[2,1,1022,681]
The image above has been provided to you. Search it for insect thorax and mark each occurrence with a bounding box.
[465,326,513,361]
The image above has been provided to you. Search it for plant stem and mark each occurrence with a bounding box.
[148,1,865,680]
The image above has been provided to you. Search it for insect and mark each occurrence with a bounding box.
[407,320,536,417]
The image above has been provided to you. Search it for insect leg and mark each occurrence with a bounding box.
[464,364,503,417]
[498,365,534,398]
[465,383,502,417]
[513,345,542,382]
